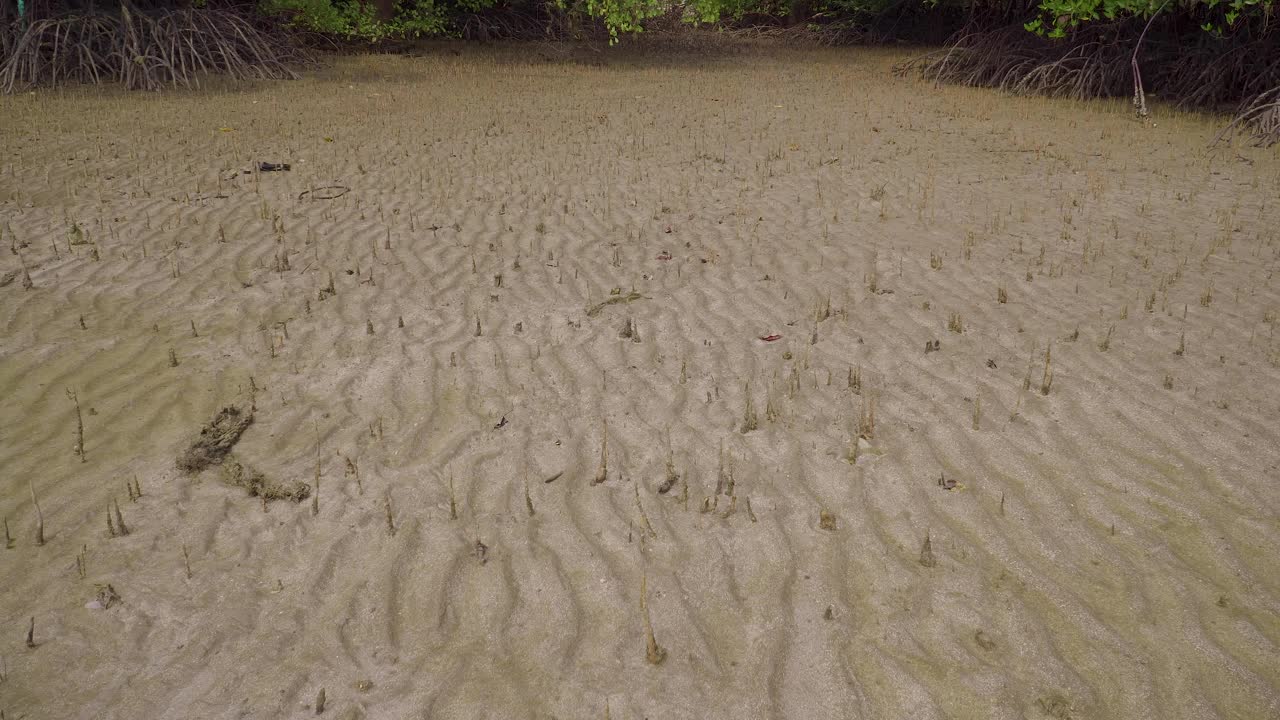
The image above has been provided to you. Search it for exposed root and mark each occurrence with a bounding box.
[1,4,306,93]
[898,20,1280,145]
[715,23,873,47]
[1216,86,1280,148]
[458,8,562,42]
[897,24,1133,102]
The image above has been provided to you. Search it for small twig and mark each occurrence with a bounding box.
[29,479,44,546]
[67,388,85,462]
[299,186,350,201]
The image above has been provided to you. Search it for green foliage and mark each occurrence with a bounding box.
[558,0,664,42]
[817,0,917,19]
[684,0,780,23]
[254,0,1278,44]
[1024,0,1275,37]
[259,0,453,40]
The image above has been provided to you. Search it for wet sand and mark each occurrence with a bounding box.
[1,45,1278,719]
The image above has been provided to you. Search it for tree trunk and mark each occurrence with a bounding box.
[788,0,811,27]
[371,0,395,22]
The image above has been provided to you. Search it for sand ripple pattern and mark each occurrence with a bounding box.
[1,48,1278,720]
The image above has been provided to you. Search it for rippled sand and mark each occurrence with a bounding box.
[1,45,1278,720]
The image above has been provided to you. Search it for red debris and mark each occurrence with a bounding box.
[760,334,782,342]
[656,251,672,261]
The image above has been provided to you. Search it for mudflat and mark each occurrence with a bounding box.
[1,45,1278,720]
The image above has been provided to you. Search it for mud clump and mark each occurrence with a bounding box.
[222,456,310,502]
[176,406,253,473]
[1036,693,1074,719]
